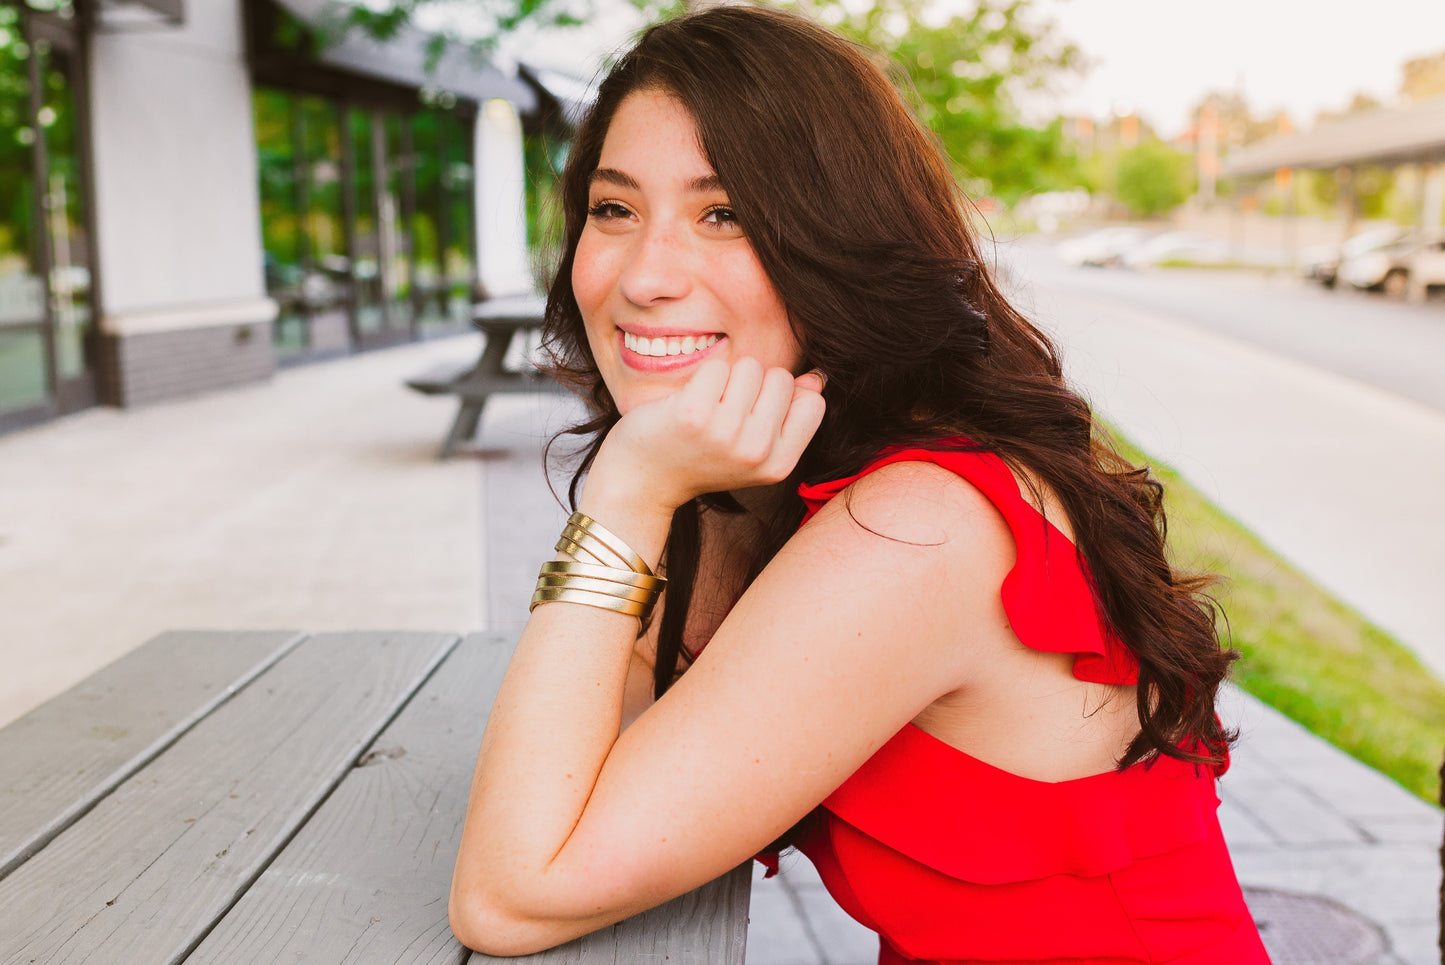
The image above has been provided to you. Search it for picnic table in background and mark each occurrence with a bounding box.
[407,294,566,459]
[0,630,750,963]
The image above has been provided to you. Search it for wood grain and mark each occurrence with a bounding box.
[0,630,303,882]
[0,631,457,965]
[186,632,512,965]
[470,864,752,965]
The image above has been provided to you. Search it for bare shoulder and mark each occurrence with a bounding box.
[805,458,1015,563]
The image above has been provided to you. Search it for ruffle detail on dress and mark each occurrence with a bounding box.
[820,723,1218,885]
[797,442,1139,686]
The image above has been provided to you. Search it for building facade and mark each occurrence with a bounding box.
[0,0,536,433]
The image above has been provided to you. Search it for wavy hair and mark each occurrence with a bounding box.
[541,5,1235,771]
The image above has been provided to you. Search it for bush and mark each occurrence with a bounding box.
[1114,140,1195,218]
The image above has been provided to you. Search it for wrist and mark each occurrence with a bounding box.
[575,484,676,574]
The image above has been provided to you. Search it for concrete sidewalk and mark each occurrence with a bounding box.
[0,337,487,726]
[1,318,1440,963]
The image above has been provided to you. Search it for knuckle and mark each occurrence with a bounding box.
[738,442,771,467]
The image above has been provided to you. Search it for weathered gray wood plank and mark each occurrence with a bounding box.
[0,631,458,965]
[471,864,752,965]
[186,632,513,965]
[0,630,304,882]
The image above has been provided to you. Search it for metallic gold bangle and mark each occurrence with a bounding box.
[566,511,654,576]
[535,574,659,603]
[539,560,665,591]
[529,586,650,618]
[555,529,629,569]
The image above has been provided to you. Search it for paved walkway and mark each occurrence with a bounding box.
[1,309,1440,962]
[0,338,486,727]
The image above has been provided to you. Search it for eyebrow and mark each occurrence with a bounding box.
[589,168,725,194]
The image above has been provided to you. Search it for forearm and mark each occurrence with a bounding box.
[452,485,673,919]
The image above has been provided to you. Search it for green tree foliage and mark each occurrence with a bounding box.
[794,0,1083,204]
[338,0,1083,205]
[1110,140,1195,218]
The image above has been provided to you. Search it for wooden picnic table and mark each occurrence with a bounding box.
[0,630,750,964]
[407,294,566,460]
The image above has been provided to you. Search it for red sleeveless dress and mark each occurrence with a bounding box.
[781,443,1270,965]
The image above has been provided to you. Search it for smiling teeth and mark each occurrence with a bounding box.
[624,332,721,357]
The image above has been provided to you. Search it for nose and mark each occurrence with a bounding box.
[616,222,692,306]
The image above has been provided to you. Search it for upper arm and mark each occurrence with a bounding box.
[528,462,1016,921]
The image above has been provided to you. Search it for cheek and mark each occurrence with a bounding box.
[572,236,613,352]
[732,263,801,369]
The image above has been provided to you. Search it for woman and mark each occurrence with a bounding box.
[449,7,1270,963]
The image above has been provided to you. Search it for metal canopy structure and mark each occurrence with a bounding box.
[96,0,183,28]
[518,62,595,129]
[268,0,536,112]
[1222,97,1445,176]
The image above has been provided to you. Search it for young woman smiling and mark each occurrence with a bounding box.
[449,8,1269,963]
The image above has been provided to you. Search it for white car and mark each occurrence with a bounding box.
[1338,232,1445,296]
[1119,232,1232,269]
[1298,227,1403,287]
[1403,237,1445,301]
[1055,227,1150,268]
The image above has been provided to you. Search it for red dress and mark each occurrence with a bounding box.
[783,444,1270,965]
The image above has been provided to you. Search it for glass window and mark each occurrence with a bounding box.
[37,35,90,381]
[300,95,346,316]
[441,111,475,323]
[253,87,306,356]
[381,112,412,332]
[348,107,384,335]
[0,3,47,416]
[411,109,445,330]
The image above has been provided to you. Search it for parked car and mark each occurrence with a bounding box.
[1338,231,1445,296]
[1055,227,1150,268]
[1402,236,1445,300]
[1119,231,1232,269]
[1298,227,1404,288]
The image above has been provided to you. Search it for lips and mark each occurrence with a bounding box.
[617,329,726,372]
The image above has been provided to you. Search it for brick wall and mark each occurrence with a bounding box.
[105,322,275,407]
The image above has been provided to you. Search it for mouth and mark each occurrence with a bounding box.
[618,329,726,371]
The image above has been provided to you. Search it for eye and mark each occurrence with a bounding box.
[701,205,742,234]
[587,200,632,221]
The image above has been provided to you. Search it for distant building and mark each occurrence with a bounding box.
[0,0,544,434]
[1402,49,1445,105]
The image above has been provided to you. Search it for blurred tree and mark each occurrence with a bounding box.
[337,0,1083,205]
[324,0,684,66]
[1110,139,1194,218]
[797,0,1085,204]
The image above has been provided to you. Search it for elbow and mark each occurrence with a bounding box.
[449,886,549,957]
[451,872,597,957]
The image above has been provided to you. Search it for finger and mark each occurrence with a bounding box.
[736,367,798,461]
[682,357,731,402]
[776,382,827,459]
[670,358,731,430]
[749,366,798,427]
[717,356,765,427]
[793,370,825,394]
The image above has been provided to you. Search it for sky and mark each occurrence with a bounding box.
[1032,0,1445,137]
[417,0,1445,139]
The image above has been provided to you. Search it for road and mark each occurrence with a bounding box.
[1005,244,1445,414]
[995,239,1445,681]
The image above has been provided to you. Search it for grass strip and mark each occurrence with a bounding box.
[1112,432,1445,804]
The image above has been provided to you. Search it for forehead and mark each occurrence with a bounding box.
[595,88,715,179]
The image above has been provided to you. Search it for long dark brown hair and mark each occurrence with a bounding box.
[541,5,1234,771]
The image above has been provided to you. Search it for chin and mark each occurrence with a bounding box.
[613,381,682,415]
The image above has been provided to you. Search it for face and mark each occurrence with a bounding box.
[572,88,803,414]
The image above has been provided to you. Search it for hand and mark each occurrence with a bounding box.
[586,357,827,516]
